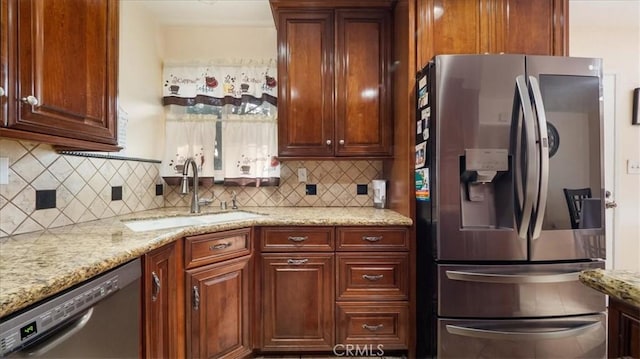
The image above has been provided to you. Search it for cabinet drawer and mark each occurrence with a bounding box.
[336,253,409,301]
[336,227,409,251]
[185,228,251,268]
[261,226,334,252]
[336,302,408,349]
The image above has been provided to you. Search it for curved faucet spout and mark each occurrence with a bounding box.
[180,157,200,213]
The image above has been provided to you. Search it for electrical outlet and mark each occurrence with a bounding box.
[0,157,8,185]
[297,167,308,182]
[628,159,640,174]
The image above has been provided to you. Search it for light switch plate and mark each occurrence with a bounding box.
[627,159,640,174]
[297,167,307,182]
[0,157,8,185]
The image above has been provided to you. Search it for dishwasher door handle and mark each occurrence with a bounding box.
[22,308,94,357]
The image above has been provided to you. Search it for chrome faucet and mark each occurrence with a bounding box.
[180,157,200,213]
[231,190,238,210]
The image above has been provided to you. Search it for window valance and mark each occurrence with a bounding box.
[162,59,277,107]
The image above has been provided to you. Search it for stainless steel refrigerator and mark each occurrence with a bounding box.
[415,54,607,358]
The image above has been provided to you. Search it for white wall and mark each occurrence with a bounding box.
[570,0,640,271]
[119,1,165,160]
[118,7,277,160]
[161,26,277,61]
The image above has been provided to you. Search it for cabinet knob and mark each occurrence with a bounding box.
[21,95,39,106]
[0,87,5,97]
[339,139,345,145]
[326,139,332,145]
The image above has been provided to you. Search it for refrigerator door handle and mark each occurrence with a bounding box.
[445,270,580,284]
[445,320,601,341]
[512,75,537,239]
[528,76,550,240]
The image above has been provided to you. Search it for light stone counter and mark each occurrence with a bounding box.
[0,207,412,318]
[579,269,640,308]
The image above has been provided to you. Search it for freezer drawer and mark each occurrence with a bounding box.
[438,262,605,317]
[438,314,606,358]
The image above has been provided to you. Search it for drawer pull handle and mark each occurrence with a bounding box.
[362,274,384,281]
[192,286,200,311]
[210,242,231,250]
[287,258,309,265]
[288,236,308,242]
[151,272,161,302]
[362,235,383,242]
[362,324,384,331]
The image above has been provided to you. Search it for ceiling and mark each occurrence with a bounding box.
[135,0,275,27]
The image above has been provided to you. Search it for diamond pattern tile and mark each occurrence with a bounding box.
[1,139,382,238]
[0,140,163,237]
[160,159,380,209]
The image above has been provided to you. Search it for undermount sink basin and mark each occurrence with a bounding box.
[123,211,263,232]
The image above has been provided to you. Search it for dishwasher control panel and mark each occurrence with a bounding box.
[0,259,140,357]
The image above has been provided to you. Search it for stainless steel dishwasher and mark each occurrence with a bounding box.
[0,258,141,358]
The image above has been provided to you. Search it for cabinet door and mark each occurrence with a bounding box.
[416,0,485,68]
[0,0,9,126]
[142,241,183,359]
[492,0,567,56]
[416,0,567,67]
[336,301,409,350]
[277,11,334,157]
[335,10,392,157]
[261,253,334,351]
[187,255,252,359]
[608,298,640,359]
[8,0,118,146]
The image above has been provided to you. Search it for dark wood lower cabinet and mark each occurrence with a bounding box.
[336,301,409,350]
[608,298,640,359]
[260,253,335,351]
[186,255,252,359]
[142,241,184,359]
[141,226,410,358]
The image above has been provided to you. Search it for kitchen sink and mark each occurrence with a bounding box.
[122,211,263,232]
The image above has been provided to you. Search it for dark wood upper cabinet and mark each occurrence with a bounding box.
[417,0,568,67]
[1,0,120,151]
[335,10,392,157]
[272,1,393,158]
[276,10,334,158]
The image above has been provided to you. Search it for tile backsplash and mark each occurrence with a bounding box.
[0,139,163,237]
[164,160,381,208]
[1,139,382,237]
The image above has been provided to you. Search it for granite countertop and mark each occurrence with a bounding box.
[579,269,640,308]
[0,206,412,318]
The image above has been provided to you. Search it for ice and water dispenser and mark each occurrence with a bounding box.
[459,148,514,229]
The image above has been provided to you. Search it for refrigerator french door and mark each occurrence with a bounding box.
[415,54,606,358]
